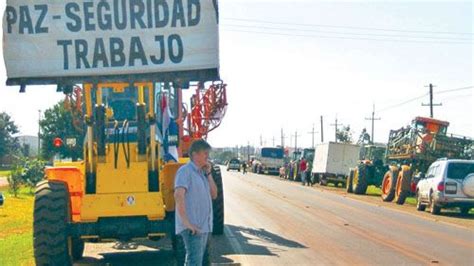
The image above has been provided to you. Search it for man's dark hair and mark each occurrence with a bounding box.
[189,139,212,156]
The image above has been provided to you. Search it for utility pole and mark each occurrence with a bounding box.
[330,117,342,143]
[37,110,41,158]
[308,124,318,148]
[292,131,301,152]
[422,83,442,118]
[365,104,381,144]
[272,136,276,147]
[280,128,285,147]
[260,135,263,146]
[320,116,324,143]
[247,141,250,161]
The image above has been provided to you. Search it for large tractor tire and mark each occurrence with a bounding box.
[72,238,85,260]
[33,180,73,266]
[212,165,224,235]
[395,166,411,205]
[173,233,186,266]
[346,169,354,193]
[352,164,368,195]
[381,168,399,202]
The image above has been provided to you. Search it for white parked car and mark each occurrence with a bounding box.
[416,159,474,215]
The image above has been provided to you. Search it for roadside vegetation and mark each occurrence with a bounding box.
[0,157,45,266]
[0,187,35,266]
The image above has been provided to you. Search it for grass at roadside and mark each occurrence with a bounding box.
[0,187,34,266]
[0,170,11,177]
[365,185,417,205]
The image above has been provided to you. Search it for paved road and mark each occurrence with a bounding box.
[78,167,474,265]
[221,169,474,265]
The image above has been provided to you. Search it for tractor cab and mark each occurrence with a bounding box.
[412,117,450,154]
[412,116,449,136]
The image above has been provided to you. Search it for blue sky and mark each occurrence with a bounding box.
[1,0,472,148]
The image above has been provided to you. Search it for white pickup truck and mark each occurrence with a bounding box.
[416,159,474,215]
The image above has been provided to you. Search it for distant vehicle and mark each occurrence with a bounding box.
[416,159,474,215]
[284,148,315,181]
[257,147,285,175]
[227,158,241,172]
[312,142,360,187]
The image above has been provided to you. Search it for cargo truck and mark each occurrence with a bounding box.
[312,142,360,187]
[255,147,285,175]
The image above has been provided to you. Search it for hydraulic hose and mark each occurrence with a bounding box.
[121,120,131,168]
[113,120,120,169]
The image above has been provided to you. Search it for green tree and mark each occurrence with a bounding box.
[40,101,84,161]
[336,125,353,144]
[0,112,19,159]
[22,158,46,192]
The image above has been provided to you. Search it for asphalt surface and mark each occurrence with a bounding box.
[77,167,474,265]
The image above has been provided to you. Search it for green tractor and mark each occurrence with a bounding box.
[346,144,387,194]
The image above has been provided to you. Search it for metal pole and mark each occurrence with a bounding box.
[422,83,441,118]
[430,84,433,118]
[295,131,298,152]
[365,104,381,144]
[320,116,324,143]
[38,110,41,158]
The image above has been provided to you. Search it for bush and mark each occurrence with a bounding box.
[7,164,24,197]
[7,157,45,196]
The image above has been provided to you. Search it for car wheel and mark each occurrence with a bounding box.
[346,169,354,193]
[460,207,471,216]
[416,192,426,211]
[430,193,441,215]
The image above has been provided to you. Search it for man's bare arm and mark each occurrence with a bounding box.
[207,173,218,199]
[174,187,199,234]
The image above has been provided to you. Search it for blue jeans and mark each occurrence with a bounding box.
[180,229,209,266]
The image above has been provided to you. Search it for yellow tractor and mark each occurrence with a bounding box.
[33,81,226,265]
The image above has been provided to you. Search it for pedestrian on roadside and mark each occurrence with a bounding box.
[242,162,247,174]
[174,139,218,266]
[306,161,313,186]
[299,158,307,185]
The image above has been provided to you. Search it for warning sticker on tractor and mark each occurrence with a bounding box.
[3,0,220,83]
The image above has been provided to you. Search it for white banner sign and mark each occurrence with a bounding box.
[3,0,219,82]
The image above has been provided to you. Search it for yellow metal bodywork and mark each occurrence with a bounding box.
[80,192,165,222]
[96,143,148,194]
[46,82,188,227]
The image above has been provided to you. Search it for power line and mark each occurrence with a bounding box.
[376,85,472,114]
[436,85,474,94]
[221,29,474,45]
[377,93,428,113]
[221,24,474,41]
[222,17,474,35]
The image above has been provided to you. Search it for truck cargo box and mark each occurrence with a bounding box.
[312,142,360,176]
